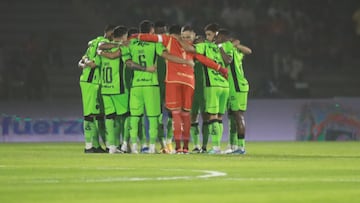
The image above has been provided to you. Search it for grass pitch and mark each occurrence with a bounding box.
[0,142,359,203]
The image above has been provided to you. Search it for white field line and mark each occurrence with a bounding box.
[26,168,227,184]
[224,177,360,183]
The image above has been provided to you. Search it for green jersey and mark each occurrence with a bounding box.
[229,46,249,92]
[157,57,166,88]
[195,41,229,88]
[80,36,110,84]
[99,45,128,94]
[123,38,165,87]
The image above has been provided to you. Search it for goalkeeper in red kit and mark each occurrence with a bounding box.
[135,24,228,154]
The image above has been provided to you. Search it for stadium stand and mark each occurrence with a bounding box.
[0,0,359,100]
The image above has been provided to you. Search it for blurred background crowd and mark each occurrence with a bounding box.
[0,0,359,101]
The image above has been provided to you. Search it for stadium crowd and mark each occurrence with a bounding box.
[0,0,359,100]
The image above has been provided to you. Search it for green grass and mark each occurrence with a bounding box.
[0,142,359,203]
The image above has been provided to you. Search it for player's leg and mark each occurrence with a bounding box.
[138,115,149,153]
[113,93,129,151]
[225,111,238,154]
[180,84,194,153]
[165,83,182,153]
[216,87,230,152]
[80,82,104,153]
[157,113,167,152]
[96,89,106,147]
[205,87,222,154]
[158,82,167,152]
[190,99,200,152]
[83,116,97,152]
[102,95,119,154]
[119,112,130,153]
[129,87,144,154]
[114,115,122,147]
[157,61,167,152]
[166,111,174,153]
[201,112,210,153]
[95,115,106,146]
[190,113,200,152]
[230,91,248,154]
[144,86,161,153]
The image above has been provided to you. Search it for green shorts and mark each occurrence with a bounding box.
[130,86,161,116]
[228,91,248,111]
[80,82,101,116]
[204,86,229,115]
[102,93,129,116]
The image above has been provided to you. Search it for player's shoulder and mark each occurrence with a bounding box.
[88,36,105,44]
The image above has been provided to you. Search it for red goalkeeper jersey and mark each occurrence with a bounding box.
[138,34,221,89]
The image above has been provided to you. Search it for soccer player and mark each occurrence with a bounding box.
[154,20,172,153]
[181,25,204,153]
[125,20,195,154]
[196,23,232,154]
[78,24,115,153]
[135,24,228,154]
[97,25,155,154]
[215,30,252,154]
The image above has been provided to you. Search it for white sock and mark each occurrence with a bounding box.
[149,144,156,153]
[85,143,93,149]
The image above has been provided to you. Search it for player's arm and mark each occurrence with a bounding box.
[97,49,121,59]
[137,33,162,43]
[125,59,156,72]
[78,57,96,69]
[218,44,233,65]
[161,51,194,67]
[98,42,120,50]
[78,59,86,69]
[194,53,228,79]
[136,34,195,53]
[232,39,252,55]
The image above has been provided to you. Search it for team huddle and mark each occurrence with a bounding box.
[78,20,252,154]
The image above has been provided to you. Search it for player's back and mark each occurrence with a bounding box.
[100,45,127,94]
[126,38,162,87]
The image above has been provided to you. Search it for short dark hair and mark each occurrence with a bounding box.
[155,20,166,28]
[113,25,128,38]
[139,20,154,33]
[169,24,181,35]
[104,24,116,33]
[204,23,219,32]
[128,27,139,36]
[217,28,230,37]
[181,25,193,32]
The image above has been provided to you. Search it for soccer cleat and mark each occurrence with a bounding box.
[200,147,207,153]
[141,146,149,154]
[207,149,221,154]
[166,143,174,154]
[108,147,124,154]
[120,143,128,153]
[232,149,246,154]
[223,146,234,154]
[175,148,183,154]
[94,147,107,153]
[182,148,189,154]
[191,147,201,153]
[149,144,156,154]
[84,147,96,153]
[131,143,139,154]
[159,148,169,154]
